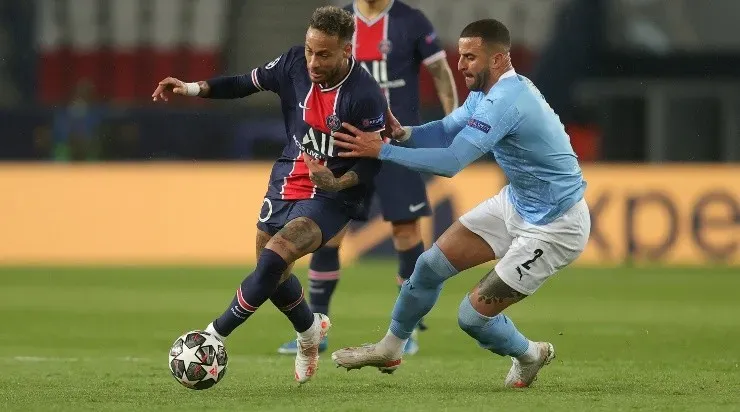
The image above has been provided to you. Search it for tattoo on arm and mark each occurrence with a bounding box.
[474,270,526,305]
[310,170,359,192]
[427,59,458,115]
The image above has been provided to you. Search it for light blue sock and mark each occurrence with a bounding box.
[457,294,529,357]
[388,244,458,339]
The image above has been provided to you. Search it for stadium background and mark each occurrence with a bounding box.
[1,1,738,411]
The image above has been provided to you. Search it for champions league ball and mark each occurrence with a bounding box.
[168,330,228,390]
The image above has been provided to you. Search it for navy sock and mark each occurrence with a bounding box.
[212,249,288,337]
[396,242,427,330]
[270,274,315,333]
[308,246,340,316]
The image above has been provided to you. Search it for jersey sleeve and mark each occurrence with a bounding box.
[412,10,446,66]
[206,47,300,98]
[457,96,521,153]
[345,85,388,183]
[348,86,389,133]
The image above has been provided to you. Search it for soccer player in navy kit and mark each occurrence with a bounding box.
[151,6,388,384]
[278,0,458,356]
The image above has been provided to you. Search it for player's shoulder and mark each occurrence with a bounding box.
[393,0,434,25]
[347,59,384,97]
[485,74,528,104]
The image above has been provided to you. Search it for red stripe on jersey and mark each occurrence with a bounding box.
[281,155,315,200]
[354,16,386,61]
[305,87,340,133]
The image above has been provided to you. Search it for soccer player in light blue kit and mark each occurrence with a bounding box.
[326,19,591,387]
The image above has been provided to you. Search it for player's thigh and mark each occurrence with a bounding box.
[455,193,514,263]
[374,162,431,222]
[286,198,350,249]
[436,221,497,272]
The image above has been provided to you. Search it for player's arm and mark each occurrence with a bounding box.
[426,59,458,115]
[334,98,519,178]
[152,51,293,101]
[414,10,458,114]
[393,93,479,149]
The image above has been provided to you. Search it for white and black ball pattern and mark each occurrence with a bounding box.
[168,330,228,390]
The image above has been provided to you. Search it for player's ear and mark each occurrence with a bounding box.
[343,41,352,59]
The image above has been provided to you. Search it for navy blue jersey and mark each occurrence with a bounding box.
[345,0,445,126]
[207,46,388,219]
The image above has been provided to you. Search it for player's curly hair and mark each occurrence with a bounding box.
[308,6,355,43]
[460,19,511,50]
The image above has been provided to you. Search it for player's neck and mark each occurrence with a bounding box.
[485,64,515,93]
[323,58,351,89]
[355,0,392,19]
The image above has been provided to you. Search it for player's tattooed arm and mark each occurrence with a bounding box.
[426,59,458,115]
[303,154,360,192]
[311,169,359,192]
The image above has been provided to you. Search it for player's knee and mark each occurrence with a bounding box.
[457,295,487,337]
[391,220,422,250]
[408,244,457,288]
[255,248,289,279]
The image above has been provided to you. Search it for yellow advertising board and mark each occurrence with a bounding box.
[0,163,737,266]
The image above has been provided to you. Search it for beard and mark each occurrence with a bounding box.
[469,69,490,92]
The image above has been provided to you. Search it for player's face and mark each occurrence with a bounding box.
[305,28,351,85]
[457,37,491,92]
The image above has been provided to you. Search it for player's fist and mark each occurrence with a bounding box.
[152,77,191,102]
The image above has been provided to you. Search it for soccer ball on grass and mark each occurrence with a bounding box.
[168,330,228,390]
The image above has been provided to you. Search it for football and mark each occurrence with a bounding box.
[168,330,228,390]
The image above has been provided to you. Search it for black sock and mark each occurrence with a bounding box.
[308,246,340,316]
[270,274,315,333]
[212,249,288,336]
[397,242,427,331]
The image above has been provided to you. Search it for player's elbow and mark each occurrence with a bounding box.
[436,157,463,178]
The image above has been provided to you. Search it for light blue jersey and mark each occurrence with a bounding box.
[378,70,586,225]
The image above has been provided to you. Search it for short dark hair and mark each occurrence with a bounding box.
[308,6,355,43]
[460,19,511,49]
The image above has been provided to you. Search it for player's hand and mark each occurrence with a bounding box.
[152,77,188,102]
[381,108,406,141]
[333,123,383,159]
[304,153,340,192]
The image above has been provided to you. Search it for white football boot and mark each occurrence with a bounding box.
[504,341,555,388]
[294,313,331,384]
[331,343,402,374]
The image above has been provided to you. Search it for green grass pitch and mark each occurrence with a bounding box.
[0,262,738,411]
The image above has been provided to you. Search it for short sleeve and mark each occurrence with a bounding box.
[413,10,445,66]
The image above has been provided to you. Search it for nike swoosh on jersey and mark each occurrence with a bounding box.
[409,203,426,212]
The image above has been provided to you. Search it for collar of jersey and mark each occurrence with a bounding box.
[500,68,517,80]
[353,0,395,26]
[319,57,356,92]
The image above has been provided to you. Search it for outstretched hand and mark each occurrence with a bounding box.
[332,123,384,158]
[152,77,189,102]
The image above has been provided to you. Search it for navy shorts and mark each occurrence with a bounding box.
[372,161,431,222]
[256,197,350,246]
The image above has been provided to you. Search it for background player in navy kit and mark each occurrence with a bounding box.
[151,6,387,384]
[278,0,458,356]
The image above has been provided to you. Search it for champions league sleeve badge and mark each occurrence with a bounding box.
[326,114,342,132]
